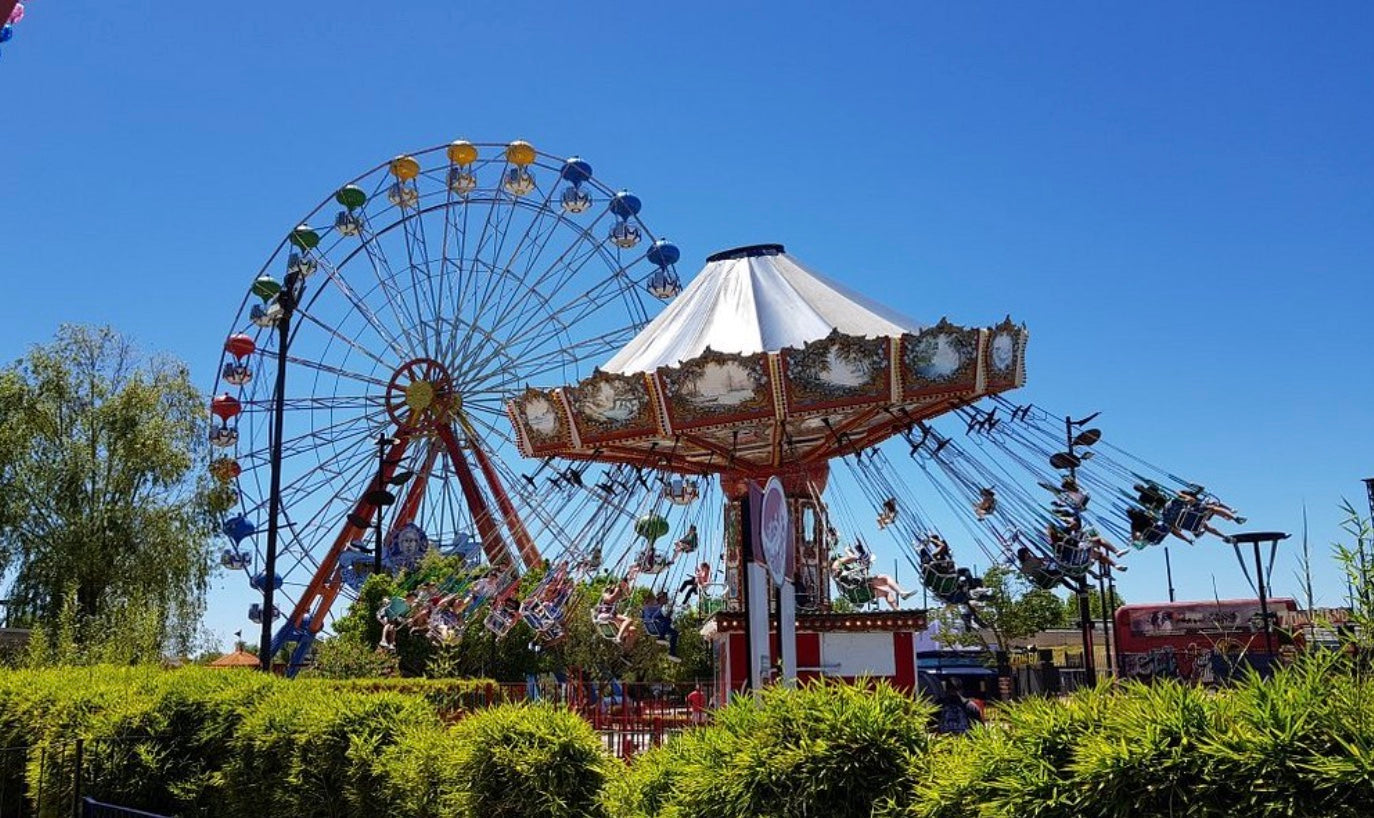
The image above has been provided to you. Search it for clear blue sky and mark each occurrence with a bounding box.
[3,2,1373,648]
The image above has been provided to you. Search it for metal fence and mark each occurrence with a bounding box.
[0,739,176,818]
[81,798,171,818]
[492,680,715,759]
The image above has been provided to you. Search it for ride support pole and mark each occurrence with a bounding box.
[1098,572,1114,676]
[738,493,755,693]
[1164,543,1177,602]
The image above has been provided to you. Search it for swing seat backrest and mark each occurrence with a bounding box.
[1024,565,1059,589]
[1176,505,1209,534]
[484,608,517,637]
[641,609,668,638]
[1161,499,1190,528]
[386,597,412,620]
[922,565,961,596]
[1055,542,1091,575]
[842,584,876,605]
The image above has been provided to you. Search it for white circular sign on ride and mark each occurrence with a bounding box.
[759,476,790,587]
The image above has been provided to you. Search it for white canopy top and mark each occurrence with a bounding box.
[603,245,924,375]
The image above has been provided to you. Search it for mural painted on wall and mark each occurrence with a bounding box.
[567,370,656,441]
[660,350,773,427]
[900,320,980,399]
[783,331,890,412]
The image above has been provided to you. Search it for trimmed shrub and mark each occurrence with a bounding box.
[447,702,612,818]
[638,679,935,818]
[223,683,439,818]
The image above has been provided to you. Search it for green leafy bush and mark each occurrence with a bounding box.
[628,679,934,818]
[222,683,439,818]
[445,702,612,818]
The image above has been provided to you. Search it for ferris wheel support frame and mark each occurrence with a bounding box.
[435,423,519,572]
[271,433,413,670]
[271,414,550,675]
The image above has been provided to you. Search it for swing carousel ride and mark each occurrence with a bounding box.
[210,140,1248,675]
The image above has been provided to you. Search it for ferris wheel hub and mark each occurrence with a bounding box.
[405,380,437,414]
[386,358,456,433]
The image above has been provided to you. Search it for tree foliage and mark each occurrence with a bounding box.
[0,325,226,657]
[324,553,713,682]
[937,566,1070,653]
[1061,583,1126,624]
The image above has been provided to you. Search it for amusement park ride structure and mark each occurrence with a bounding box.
[508,242,1027,688]
[210,138,1261,683]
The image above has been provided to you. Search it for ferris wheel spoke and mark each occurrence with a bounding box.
[398,201,440,354]
[477,228,614,349]
[498,209,617,324]
[240,407,386,468]
[305,250,413,362]
[284,354,390,391]
[500,284,637,368]
[295,302,399,373]
[238,394,383,414]
[489,177,563,296]
[353,217,426,352]
[462,323,637,395]
[496,263,642,361]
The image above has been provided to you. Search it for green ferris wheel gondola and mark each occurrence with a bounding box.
[335,184,367,210]
[288,224,321,251]
[250,274,281,302]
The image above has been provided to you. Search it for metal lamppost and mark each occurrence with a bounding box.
[1061,415,1098,686]
[259,269,304,673]
[347,433,412,579]
[1227,531,1290,658]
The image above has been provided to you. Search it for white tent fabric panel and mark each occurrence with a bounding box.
[603,248,925,375]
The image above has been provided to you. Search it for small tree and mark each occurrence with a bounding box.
[1062,584,1127,624]
[936,566,1069,653]
[0,325,227,660]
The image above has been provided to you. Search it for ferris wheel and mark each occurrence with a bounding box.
[207,140,685,649]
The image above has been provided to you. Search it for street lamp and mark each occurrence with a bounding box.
[346,433,413,578]
[259,268,305,673]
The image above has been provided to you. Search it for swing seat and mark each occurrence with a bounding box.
[1055,543,1092,577]
[1176,506,1209,535]
[841,583,876,606]
[485,607,519,637]
[537,623,567,645]
[922,565,961,597]
[641,606,669,638]
[385,597,412,620]
[594,618,621,641]
[637,554,672,575]
[1134,523,1169,549]
[1025,566,1061,590]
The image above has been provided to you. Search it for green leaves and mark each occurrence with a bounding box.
[0,325,216,657]
[613,679,934,818]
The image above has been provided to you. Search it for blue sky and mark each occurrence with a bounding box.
[3,2,1373,648]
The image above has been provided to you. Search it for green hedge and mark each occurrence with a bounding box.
[5,658,1374,817]
[604,679,934,818]
[887,653,1374,818]
[0,666,535,817]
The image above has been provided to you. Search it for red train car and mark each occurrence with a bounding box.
[1113,597,1300,681]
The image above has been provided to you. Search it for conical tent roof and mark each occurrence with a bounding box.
[603,245,924,375]
[506,242,1026,478]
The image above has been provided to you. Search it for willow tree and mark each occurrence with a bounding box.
[0,325,229,657]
